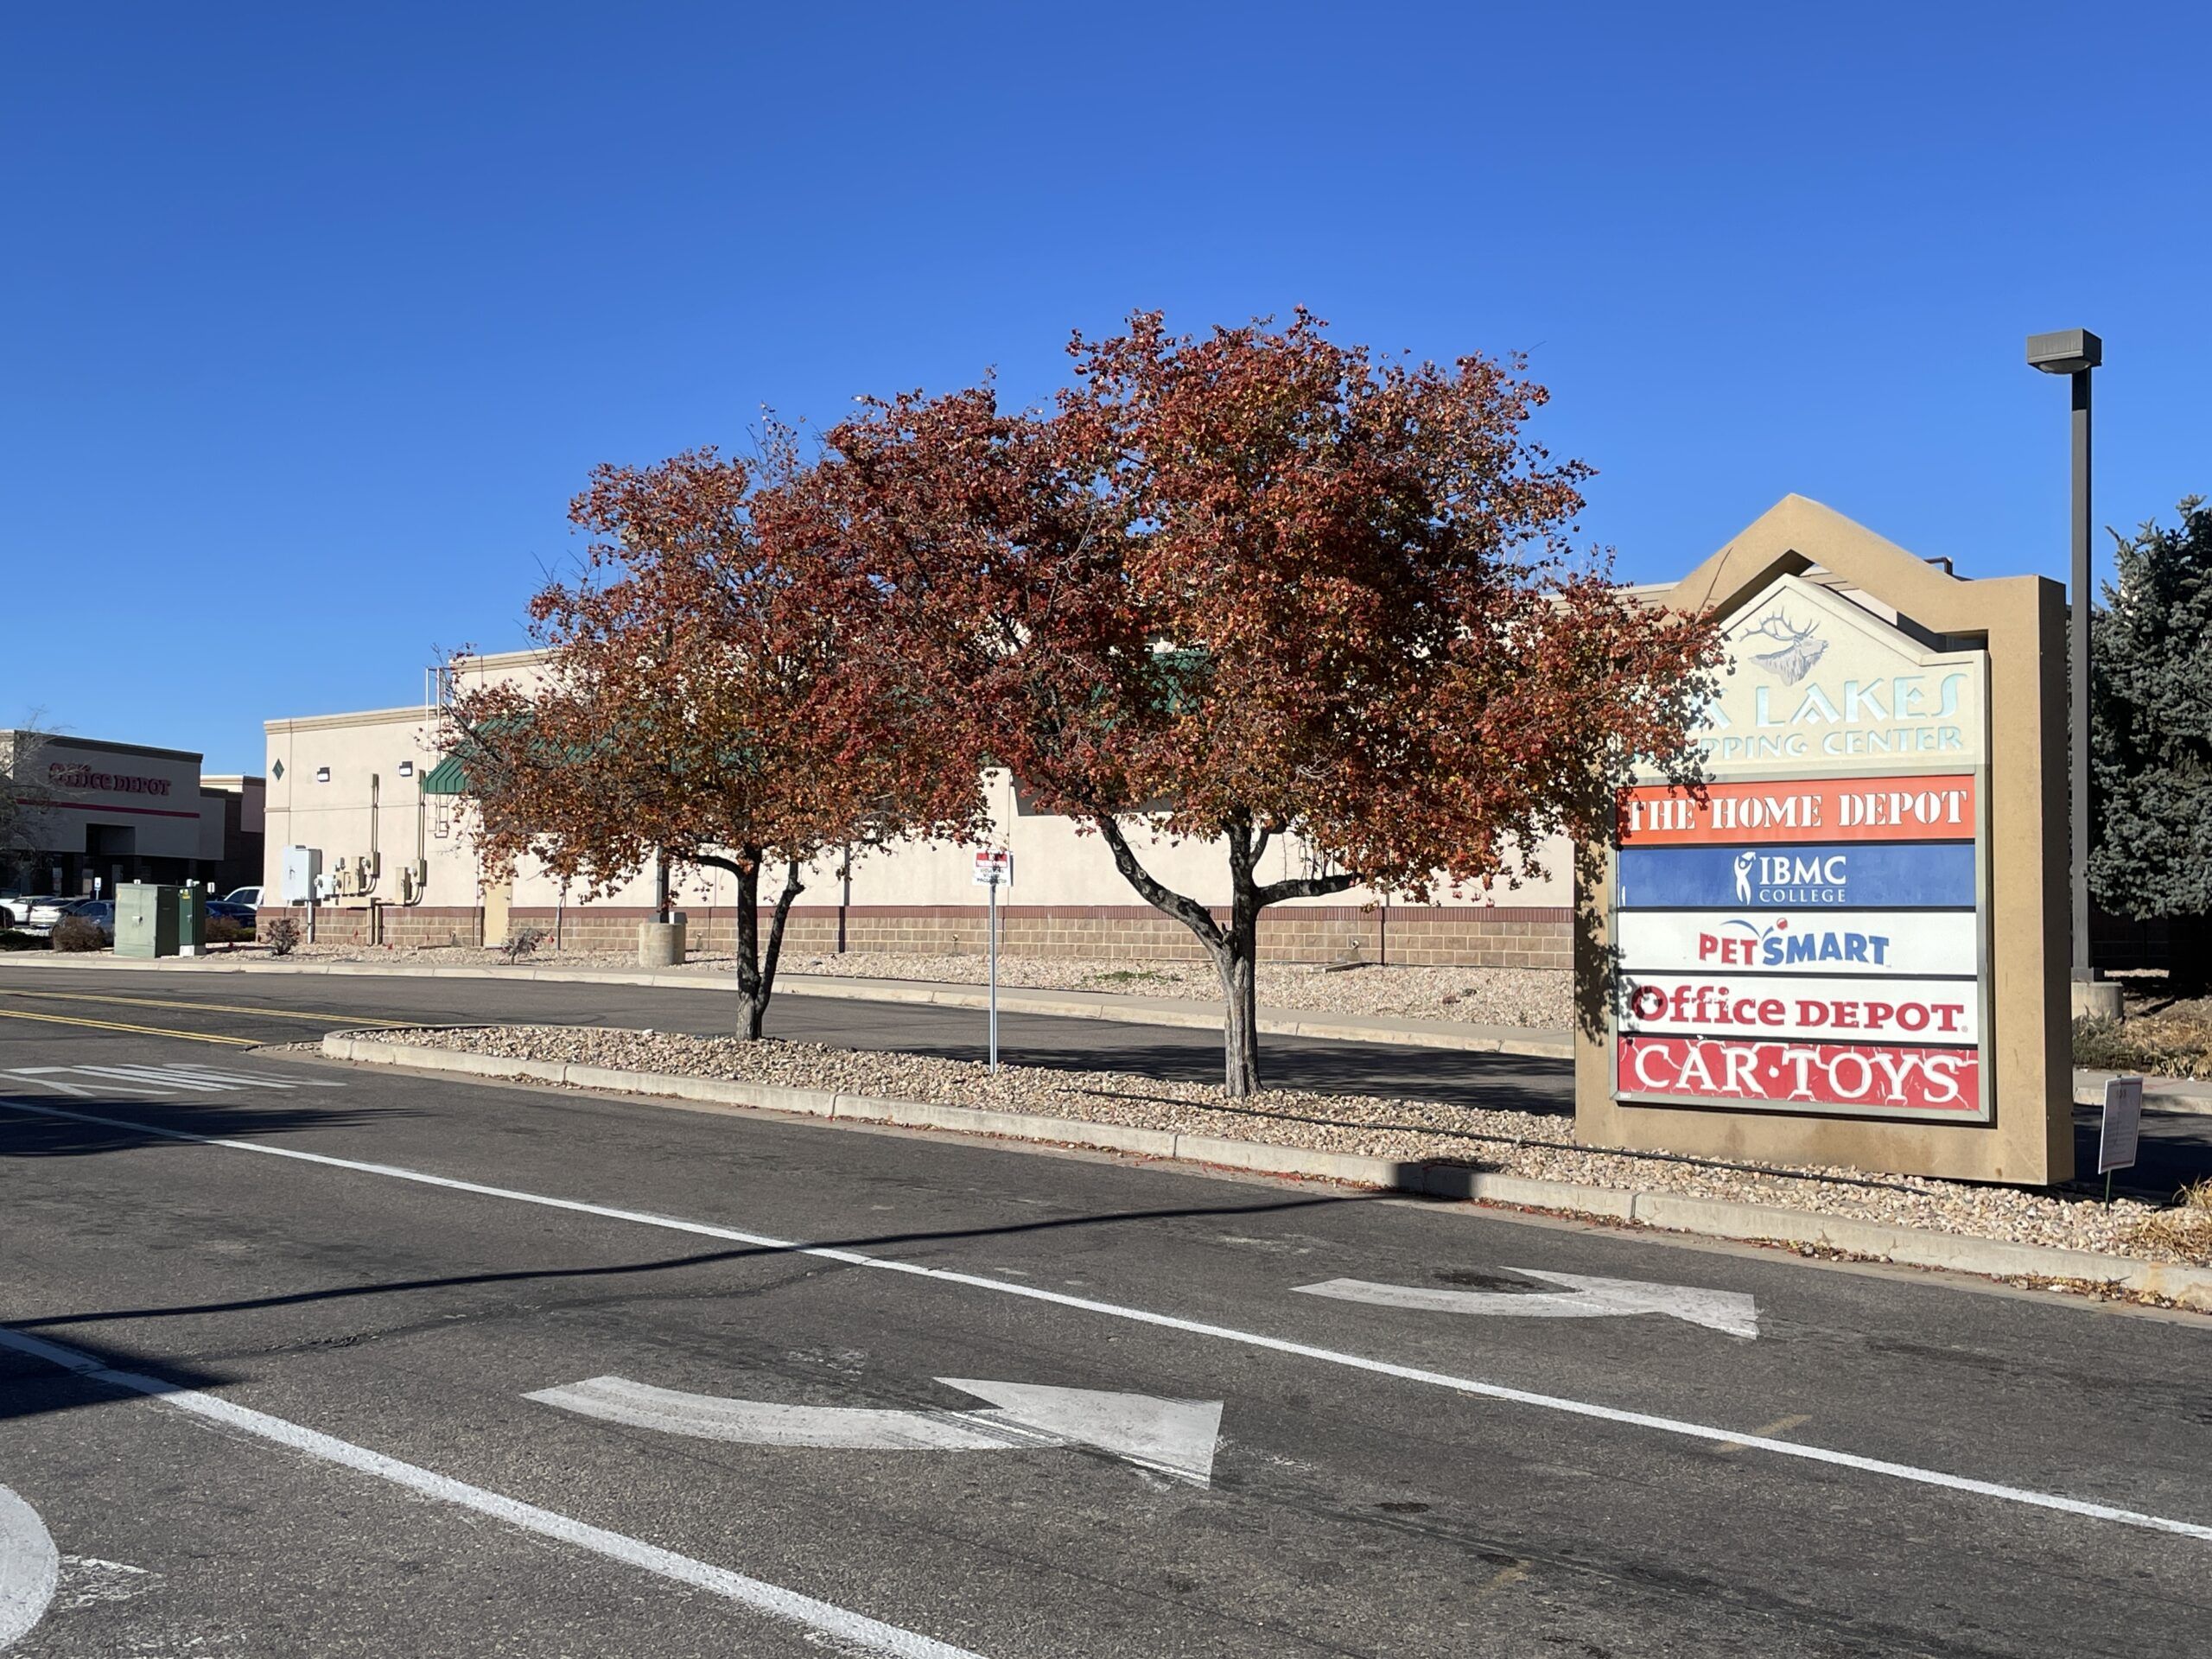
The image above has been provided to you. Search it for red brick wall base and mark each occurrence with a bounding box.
[257,902,1571,970]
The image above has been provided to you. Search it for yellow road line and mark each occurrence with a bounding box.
[0,988,412,1028]
[0,1007,257,1046]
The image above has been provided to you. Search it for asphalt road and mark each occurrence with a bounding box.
[0,961,2207,1195]
[3,964,2212,1655]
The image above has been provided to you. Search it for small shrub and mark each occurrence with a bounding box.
[51,916,107,952]
[264,916,302,957]
[499,925,547,964]
[207,915,250,949]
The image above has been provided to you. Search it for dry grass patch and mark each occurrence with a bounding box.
[2126,1177,2212,1265]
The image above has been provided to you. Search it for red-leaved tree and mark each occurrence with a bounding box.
[444,443,984,1038]
[799,312,1719,1094]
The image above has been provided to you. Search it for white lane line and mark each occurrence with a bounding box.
[0,1326,984,1659]
[0,1484,59,1651]
[3,1094,2209,1544]
[1293,1272,1763,1338]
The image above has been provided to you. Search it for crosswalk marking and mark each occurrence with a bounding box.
[3,1062,343,1097]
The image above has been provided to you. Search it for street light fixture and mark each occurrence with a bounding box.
[2025,327,2102,991]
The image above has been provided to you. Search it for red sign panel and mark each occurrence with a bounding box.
[1618,774,1975,846]
[1617,1035,1980,1116]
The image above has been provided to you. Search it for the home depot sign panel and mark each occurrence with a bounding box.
[1611,575,1990,1123]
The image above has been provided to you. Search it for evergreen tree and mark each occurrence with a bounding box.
[2090,497,2212,992]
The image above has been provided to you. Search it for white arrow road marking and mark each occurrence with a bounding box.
[942,1377,1224,1484]
[530,1376,1224,1485]
[5,1096,2209,1544]
[0,1328,986,1659]
[1294,1272,1761,1338]
[0,1484,59,1652]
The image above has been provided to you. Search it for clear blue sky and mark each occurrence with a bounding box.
[4,3,2206,773]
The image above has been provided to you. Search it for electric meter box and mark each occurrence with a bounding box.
[116,883,181,959]
[282,846,322,905]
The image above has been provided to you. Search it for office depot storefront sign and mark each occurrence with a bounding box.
[1611,573,1990,1124]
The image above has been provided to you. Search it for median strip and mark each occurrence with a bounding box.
[320,1026,2212,1312]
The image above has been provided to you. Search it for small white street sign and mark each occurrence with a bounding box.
[971,849,1013,888]
[2098,1076,2145,1176]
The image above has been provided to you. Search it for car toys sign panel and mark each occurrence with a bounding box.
[1612,575,1990,1123]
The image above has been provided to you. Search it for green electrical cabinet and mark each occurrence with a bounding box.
[116,883,181,959]
[175,887,207,957]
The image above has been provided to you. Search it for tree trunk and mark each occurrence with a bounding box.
[1213,899,1262,1096]
[1094,814,1357,1100]
[731,849,805,1039]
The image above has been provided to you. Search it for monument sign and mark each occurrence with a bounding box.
[1575,498,2071,1184]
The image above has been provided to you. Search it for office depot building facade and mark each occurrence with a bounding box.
[1576,498,2069,1184]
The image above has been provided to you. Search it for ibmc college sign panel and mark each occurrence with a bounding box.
[1574,497,2070,1184]
[1611,572,1989,1122]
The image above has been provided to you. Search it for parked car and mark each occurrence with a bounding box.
[60,899,116,943]
[205,899,258,934]
[223,886,264,910]
[10,896,79,935]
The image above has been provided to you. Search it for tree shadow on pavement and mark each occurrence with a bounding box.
[0,1325,231,1426]
[0,1093,412,1158]
[10,1191,1371,1344]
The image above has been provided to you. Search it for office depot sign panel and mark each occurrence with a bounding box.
[1611,575,1990,1124]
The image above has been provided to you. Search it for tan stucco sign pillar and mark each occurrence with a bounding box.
[1575,496,2071,1185]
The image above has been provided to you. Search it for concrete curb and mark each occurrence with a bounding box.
[24,952,1573,1058]
[2073,1069,2212,1116]
[322,1031,2212,1312]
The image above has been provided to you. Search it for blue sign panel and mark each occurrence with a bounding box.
[1618,843,1976,911]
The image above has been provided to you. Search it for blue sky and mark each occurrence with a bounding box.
[3,3,2206,773]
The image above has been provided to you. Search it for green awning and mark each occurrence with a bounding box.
[420,753,474,796]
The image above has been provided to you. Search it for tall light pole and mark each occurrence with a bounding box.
[2025,327,2102,988]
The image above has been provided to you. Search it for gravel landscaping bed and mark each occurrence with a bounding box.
[274,941,1572,1028]
[383,1023,2203,1268]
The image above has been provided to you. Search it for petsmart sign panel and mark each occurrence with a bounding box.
[1611,575,1989,1124]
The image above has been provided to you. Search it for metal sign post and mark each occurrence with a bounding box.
[972,851,1013,1073]
[2096,1074,2145,1205]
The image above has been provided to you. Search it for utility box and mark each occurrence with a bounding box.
[116,883,181,959]
[175,887,207,957]
[282,846,322,905]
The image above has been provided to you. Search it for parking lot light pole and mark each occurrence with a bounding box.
[2025,327,2102,987]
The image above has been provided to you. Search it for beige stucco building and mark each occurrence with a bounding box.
[258,651,1573,965]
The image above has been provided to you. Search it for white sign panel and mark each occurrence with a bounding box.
[1612,910,1980,979]
[2097,1076,2144,1175]
[971,849,1013,888]
[1619,971,1980,1046]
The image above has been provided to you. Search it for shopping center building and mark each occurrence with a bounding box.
[257,651,1573,966]
[0,730,264,897]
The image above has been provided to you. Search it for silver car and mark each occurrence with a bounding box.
[14,896,79,935]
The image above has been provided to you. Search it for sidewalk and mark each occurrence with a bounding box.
[14,949,2212,1112]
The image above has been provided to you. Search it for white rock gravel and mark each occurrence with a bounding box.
[385,1023,2198,1268]
[277,941,1572,1029]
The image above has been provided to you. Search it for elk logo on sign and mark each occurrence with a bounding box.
[1745,610,1827,685]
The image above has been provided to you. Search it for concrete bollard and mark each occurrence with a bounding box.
[638,917,687,969]
[2070,980,2125,1022]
